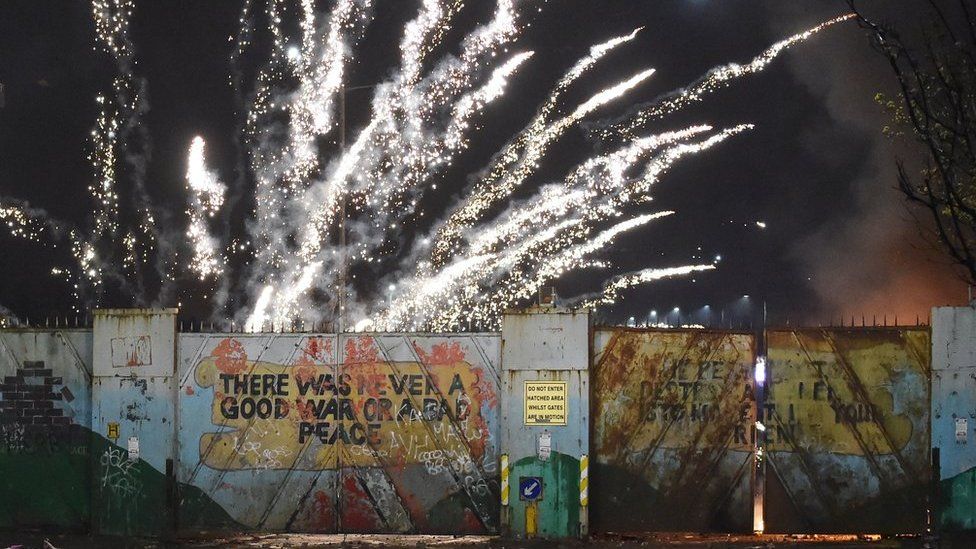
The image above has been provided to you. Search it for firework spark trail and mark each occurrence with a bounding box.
[297,0,524,262]
[244,9,848,332]
[453,126,715,261]
[444,126,748,329]
[429,16,854,269]
[0,200,65,243]
[285,0,374,184]
[246,0,375,276]
[376,122,750,331]
[232,0,381,327]
[244,0,464,328]
[572,264,718,310]
[606,14,855,139]
[86,0,160,306]
[0,3,853,332]
[185,137,228,280]
[428,27,646,267]
[248,0,532,330]
[244,0,463,315]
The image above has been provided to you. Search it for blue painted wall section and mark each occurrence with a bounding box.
[932,307,976,533]
[91,309,178,537]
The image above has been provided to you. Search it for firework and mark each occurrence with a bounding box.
[0,2,852,331]
[185,137,227,280]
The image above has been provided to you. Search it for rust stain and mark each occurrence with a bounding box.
[412,340,466,365]
[594,329,755,464]
[767,328,928,457]
[345,336,379,364]
[339,473,383,532]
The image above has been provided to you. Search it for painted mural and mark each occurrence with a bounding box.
[0,330,93,531]
[590,328,756,533]
[177,333,501,534]
[764,328,931,534]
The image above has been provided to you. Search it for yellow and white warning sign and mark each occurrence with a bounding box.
[524,381,567,426]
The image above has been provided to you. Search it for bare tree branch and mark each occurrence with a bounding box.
[850,0,976,284]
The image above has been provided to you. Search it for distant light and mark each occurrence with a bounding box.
[756,221,767,229]
[388,284,396,292]
[742,294,750,299]
[755,421,766,432]
[703,305,710,309]
[755,356,766,384]
[714,255,722,262]
[672,307,680,312]
[286,46,301,62]
[650,310,657,316]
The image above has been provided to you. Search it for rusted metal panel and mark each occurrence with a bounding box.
[764,327,931,534]
[176,332,501,534]
[930,308,976,532]
[591,328,756,533]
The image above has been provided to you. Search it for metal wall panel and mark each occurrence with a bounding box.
[500,308,590,539]
[764,328,930,534]
[0,329,93,530]
[591,328,756,533]
[91,309,178,536]
[176,332,501,534]
[931,307,976,532]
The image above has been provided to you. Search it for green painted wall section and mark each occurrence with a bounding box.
[507,452,579,538]
[0,428,90,531]
[0,427,239,536]
[90,430,241,536]
[941,466,976,532]
[91,432,241,537]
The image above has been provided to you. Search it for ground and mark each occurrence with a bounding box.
[3,532,972,549]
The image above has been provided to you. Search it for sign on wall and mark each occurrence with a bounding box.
[524,381,567,426]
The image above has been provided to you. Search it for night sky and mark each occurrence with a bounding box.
[0,1,966,328]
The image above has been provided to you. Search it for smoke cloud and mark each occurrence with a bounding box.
[765,2,966,321]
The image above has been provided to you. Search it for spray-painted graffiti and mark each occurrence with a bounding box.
[193,336,495,472]
[110,335,153,367]
[100,446,141,499]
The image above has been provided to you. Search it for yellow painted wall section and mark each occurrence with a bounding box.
[766,329,930,456]
[194,336,496,470]
[593,329,756,461]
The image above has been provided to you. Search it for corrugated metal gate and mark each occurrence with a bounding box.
[177,332,501,534]
[764,328,931,534]
[591,328,757,532]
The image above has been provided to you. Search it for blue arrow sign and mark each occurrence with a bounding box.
[519,476,543,501]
